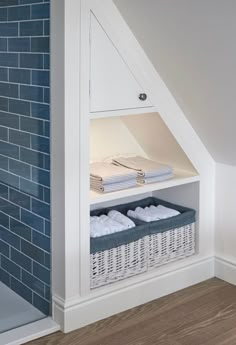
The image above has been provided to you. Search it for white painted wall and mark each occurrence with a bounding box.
[113,0,236,166]
[215,163,236,262]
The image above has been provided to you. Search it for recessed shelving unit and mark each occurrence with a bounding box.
[90,112,199,207]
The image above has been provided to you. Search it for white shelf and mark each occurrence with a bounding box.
[90,170,200,206]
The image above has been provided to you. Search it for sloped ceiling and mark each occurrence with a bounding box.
[113,0,236,165]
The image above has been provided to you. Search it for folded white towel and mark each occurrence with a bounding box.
[127,204,180,223]
[113,156,172,178]
[90,162,137,185]
[108,210,135,229]
[137,172,173,184]
[90,178,137,193]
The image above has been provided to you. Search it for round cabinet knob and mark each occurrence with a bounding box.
[139,93,147,101]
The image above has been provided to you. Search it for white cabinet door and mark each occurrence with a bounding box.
[90,13,153,113]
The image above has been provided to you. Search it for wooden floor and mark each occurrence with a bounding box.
[28,278,236,345]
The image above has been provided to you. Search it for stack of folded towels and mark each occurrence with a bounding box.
[90,210,135,238]
[127,205,180,222]
[90,162,137,192]
[113,156,173,184]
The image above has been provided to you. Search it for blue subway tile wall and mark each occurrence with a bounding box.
[0,0,50,316]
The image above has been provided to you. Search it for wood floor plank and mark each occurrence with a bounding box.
[27,278,236,345]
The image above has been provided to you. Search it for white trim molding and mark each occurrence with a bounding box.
[215,256,236,286]
[53,256,214,332]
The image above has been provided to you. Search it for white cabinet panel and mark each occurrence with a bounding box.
[90,13,153,113]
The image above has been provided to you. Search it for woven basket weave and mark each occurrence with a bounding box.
[90,223,195,289]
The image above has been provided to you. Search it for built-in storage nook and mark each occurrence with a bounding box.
[51,0,215,333]
[89,112,200,289]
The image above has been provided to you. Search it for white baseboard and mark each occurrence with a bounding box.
[215,255,236,286]
[53,256,215,332]
[0,318,60,345]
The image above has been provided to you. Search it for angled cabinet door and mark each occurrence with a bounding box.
[90,13,153,113]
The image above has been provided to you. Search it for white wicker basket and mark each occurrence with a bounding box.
[90,223,195,289]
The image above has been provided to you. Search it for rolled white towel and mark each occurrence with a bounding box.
[127,204,180,223]
[155,205,180,219]
[90,215,127,238]
[108,210,135,229]
[127,209,154,222]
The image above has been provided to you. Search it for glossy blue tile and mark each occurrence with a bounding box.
[32,70,49,86]
[33,262,50,285]
[8,37,30,53]
[9,129,31,148]
[1,256,20,279]
[44,54,49,70]
[11,248,32,272]
[20,20,44,37]
[9,189,31,211]
[21,239,45,265]
[33,293,49,315]
[44,252,50,268]
[0,111,19,129]
[20,53,44,69]
[0,226,20,250]
[20,147,44,168]
[8,6,31,21]
[44,87,50,104]
[22,270,44,297]
[32,198,50,220]
[20,116,44,135]
[31,135,49,154]
[0,140,19,159]
[0,0,19,6]
[9,68,31,84]
[0,267,10,286]
[31,37,49,53]
[44,121,50,138]
[0,197,20,219]
[44,20,49,36]
[21,208,44,233]
[20,0,44,4]
[44,284,50,301]
[31,3,50,20]
[0,211,9,228]
[20,85,44,102]
[31,103,49,120]
[0,67,8,82]
[20,177,44,200]
[0,239,10,257]
[0,38,7,51]
[32,230,50,252]
[0,82,18,98]
[0,126,8,141]
[44,220,50,237]
[10,218,31,241]
[0,7,7,21]
[0,53,18,67]
[9,99,30,116]
[9,159,31,179]
[0,23,18,37]
[32,166,50,186]
[0,183,8,199]
[43,187,50,203]
[0,154,8,170]
[0,0,51,313]
[0,97,8,112]
[11,276,33,303]
[0,170,19,189]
